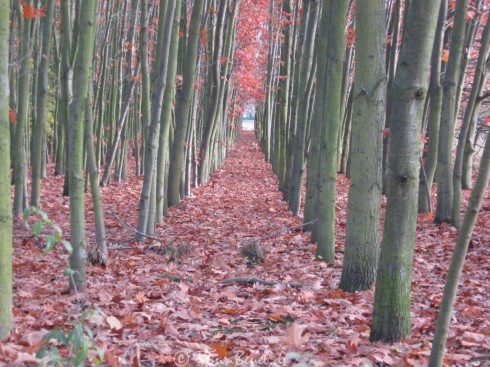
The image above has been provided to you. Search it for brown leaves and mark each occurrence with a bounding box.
[7,132,490,366]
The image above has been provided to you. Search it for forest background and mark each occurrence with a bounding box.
[0,0,490,366]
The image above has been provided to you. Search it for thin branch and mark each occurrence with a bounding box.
[221,277,305,288]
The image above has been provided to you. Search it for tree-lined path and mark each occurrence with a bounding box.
[5,131,490,366]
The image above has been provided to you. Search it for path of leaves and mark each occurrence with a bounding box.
[3,131,490,366]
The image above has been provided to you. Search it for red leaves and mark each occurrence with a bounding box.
[19,1,46,19]
[9,108,16,123]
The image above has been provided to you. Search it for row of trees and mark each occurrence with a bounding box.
[256,0,490,363]
[0,0,271,342]
[0,0,489,365]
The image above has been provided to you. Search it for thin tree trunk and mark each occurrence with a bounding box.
[436,0,470,224]
[0,0,12,340]
[31,0,55,207]
[68,0,98,291]
[137,0,176,237]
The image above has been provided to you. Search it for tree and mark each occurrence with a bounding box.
[12,0,33,215]
[417,0,447,213]
[31,0,55,208]
[451,16,490,227]
[288,0,320,216]
[67,0,98,291]
[0,0,12,341]
[315,0,349,262]
[137,0,176,237]
[435,0,470,224]
[339,0,386,292]
[167,0,206,207]
[370,0,441,343]
[430,132,490,366]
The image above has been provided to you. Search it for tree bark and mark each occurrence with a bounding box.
[339,0,386,292]
[167,0,206,207]
[429,129,490,366]
[370,0,441,343]
[435,0,470,224]
[0,0,12,340]
[68,0,98,291]
[315,0,349,262]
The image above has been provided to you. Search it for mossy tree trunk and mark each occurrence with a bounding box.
[0,0,12,341]
[339,0,386,293]
[370,0,441,343]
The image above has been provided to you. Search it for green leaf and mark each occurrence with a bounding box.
[33,220,43,238]
[61,240,73,254]
[63,268,75,276]
[74,342,89,366]
[23,207,31,220]
[45,235,56,253]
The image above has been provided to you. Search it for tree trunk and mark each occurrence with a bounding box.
[167,0,206,206]
[84,81,108,265]
[288,0,320,216]
[417,0,447,213]
[137,0,176,237]
[68,0,98,291]
[451,17,490,227]
[315,0,349,262]
[370,0,441,343]
[0,0,12,340]
[31,0,55,208]
[429,129,490,367]
[339,0,386,293]
[13,2,32,215]
[435,0,469,224]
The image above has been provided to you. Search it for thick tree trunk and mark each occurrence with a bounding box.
[339,0,386,293]
[370,0,441,343]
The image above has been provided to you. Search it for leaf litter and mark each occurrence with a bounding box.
[5,131,490,366]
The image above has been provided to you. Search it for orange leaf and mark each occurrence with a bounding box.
[441,49,449,63]
[268,314,285,322]
[210,342,231,358]
[19,1,45,19]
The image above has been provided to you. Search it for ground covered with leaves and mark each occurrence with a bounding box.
[3,131,490,366]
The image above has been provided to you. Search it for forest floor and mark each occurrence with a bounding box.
[3,131,490,367]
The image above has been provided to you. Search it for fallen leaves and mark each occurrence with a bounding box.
[6,132,490,366]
